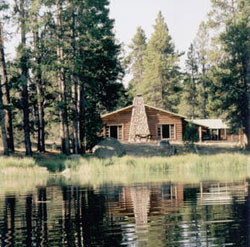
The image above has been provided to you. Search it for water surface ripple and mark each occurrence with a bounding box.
[0,180,249,246]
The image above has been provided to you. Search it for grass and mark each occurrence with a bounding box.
[0,152,250,190]
[64,153,250,185]
[0,156,49,194]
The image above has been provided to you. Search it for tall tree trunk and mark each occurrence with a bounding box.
[201,65,207,119]
[33,22,45,152]
[0,78,9,155]
[191,66,195,119]
[71,13,80,154]
[56,0,70,155]
[0,20,14,152]
[20,0,32,156]
[79,86,86,154]
[242,48,250,150]
[72,82,80,154]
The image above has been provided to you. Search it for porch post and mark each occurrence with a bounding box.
[199,126,202,143]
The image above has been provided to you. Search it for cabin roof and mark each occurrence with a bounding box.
[144,104,186,118]
[101,105,134,118]
[101,104,186,119]
[191,119,229,129]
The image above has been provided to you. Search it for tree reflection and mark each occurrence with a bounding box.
[0,181,249,246]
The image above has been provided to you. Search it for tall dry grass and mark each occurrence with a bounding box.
[65,153,250,185]
[0,156,49,194]
[0,153,250,190]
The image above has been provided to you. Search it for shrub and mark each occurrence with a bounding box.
[183,123,199,145]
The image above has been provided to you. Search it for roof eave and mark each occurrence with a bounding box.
[101,105,133,118]
[144,104,186,118]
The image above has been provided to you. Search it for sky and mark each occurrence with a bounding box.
[109,0,211,82]
[5,0,211,83]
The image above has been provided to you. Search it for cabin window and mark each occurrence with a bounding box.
[105,125,123,141]
[158,124,175,140]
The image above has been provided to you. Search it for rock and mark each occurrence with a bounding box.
[69,154,81,159]
[93,137,126,158]
[159,140,176,156]
[159,140,170,148]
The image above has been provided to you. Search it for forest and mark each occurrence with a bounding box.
[0,0,249,156]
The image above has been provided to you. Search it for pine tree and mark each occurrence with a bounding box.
[0,19,9,155]
[210,0,250,148]
[1,0,125,155]
[141,11,181,111]
[208,0,237,29]
[56,0,70,155]
[182,44,199,119]
[0,1,14,152]
[15,0,33,156]
[194,22,211,118]
[30,0,45,152]
[74,0,125,151]
[126,26,147,97]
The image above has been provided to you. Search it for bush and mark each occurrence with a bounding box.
[183,123,199,145]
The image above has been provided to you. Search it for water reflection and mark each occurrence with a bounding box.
[0,180,249,246]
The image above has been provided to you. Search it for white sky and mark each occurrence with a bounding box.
[109,0,211,82]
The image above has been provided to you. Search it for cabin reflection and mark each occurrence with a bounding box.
[106,183,184,223]
[198,181,248,205]
[0,181,250,247]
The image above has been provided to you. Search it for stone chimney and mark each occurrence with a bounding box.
[129,95,150,142]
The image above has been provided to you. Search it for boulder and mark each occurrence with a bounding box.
[93,137,126,158]
[69,154,81,159]
[159,140,177,156]
[159,140,170,148]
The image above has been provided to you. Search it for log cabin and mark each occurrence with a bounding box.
[101,95,186,142]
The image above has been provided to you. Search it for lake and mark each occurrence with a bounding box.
[0,177,249,247]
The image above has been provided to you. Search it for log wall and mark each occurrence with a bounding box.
[102,108,132,141]
[145,106,183,141]
[102,106,184,142]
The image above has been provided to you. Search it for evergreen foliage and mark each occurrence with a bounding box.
[126,26,147,98]
[140,12,182,111]
[0,0,126,155]
[209,0,250,148]
[183,123,199,144]
[0,1,250,153]
[179,44,199,119]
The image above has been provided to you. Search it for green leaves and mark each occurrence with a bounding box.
[141,12,181,111]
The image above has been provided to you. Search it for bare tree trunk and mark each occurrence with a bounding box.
[72,83,80,154]
[242,47,250,150]
[191,67,195,119]
[0,79,9,155]
[33,21,45,152]
[71,13,80,154]
[0,20,14,152]
[201,64,207,119]
[79,86,86,154]
[56,0,70,155]
[20,0,32,156]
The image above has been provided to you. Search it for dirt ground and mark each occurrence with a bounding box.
[122,141,243,157]
[0,141,246,158]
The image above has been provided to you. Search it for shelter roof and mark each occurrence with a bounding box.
[191,119,229,129]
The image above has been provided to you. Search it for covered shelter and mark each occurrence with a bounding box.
[192,119,229,141]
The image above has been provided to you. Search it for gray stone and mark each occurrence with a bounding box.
[93,137,126,158]
[159,140,170,148]
[159,140,177,156]
[69,154,81,159]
